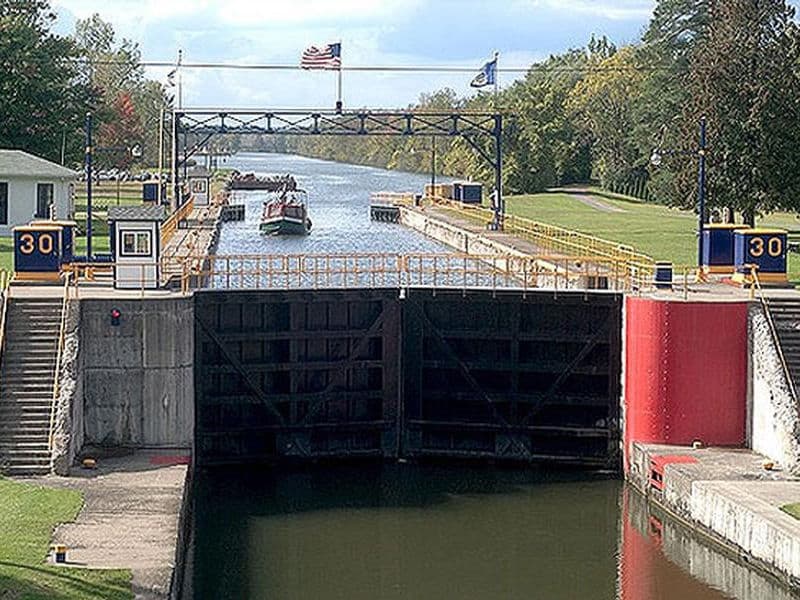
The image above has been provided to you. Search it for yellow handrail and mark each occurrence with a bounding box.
[160,196,196,247]
[370,191,416,206]
[749,265,797,402]
[434,200,655,276]
[0,270,10,396]
[49,272,72,451]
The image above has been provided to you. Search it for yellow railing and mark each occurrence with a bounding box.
[49,272,72,451]
[370,191,416,206]
[0,269,10,388]
[160,196,195,247]
[172,252,652,294]
[749,265,797,401]
[433,200,656,279]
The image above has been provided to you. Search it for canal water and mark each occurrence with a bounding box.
[215,152,452,256]
[192,153,795,600]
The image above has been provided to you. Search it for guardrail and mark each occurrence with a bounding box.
[62,251,657,294]
[431,199,656,279]
[160,196,195,247]
[370,191,416,206]
[749,265,798,402]
[0,269,10,396]
[172,252,651,294]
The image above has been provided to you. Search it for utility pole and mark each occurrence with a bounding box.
[158,107,165,203]
[430,136,436,189]
[84,112,94,260]
[697,116,707,267]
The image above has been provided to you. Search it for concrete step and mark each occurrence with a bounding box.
[0,449,51,461]
[6,329,60,337]
[4,339,58,358]
[0,418,51,429]
[0,381,52,390]
[0,380,55,390]
[1,372,56,381]
[0,406,52,417]
[0,400,52,409]
[0,382,54,391]
[0,366,56,380]
[0,434,50,454]
[0,425,50,436]
[0,466,50,476]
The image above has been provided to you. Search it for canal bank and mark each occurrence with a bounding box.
[627,443,800,590]
[21,450,190,600]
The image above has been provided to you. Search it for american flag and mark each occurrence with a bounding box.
[300,43,342,70]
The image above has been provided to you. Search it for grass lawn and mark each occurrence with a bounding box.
[0,477,131,600]
[505,191,800,283]
[781,503,800,520]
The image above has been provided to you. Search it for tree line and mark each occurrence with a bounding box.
[286,0,800,225]
[3,0,800,224]
[0,1,170,169]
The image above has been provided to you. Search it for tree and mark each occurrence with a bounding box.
[683,0,800,223]
[568,46,646,190]
[0,0,86,164]
[72,14,171,167]
[506,48,592,193]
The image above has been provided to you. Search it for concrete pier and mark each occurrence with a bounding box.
[160,201,223,286]
[26,451,190,600]
[628,442,800,588]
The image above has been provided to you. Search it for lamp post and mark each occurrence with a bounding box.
[83,111,143,261]
[650,117,708,267]
[431,135,436,189]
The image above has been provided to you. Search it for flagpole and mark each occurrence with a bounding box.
[493,51,499,111]
[177,48,183,110]
[336,40,343,113]
[336,68,342,113]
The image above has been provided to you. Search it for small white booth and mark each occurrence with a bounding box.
[188,168,211,206]
[108,205,165,289]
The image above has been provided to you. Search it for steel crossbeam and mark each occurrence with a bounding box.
[172,109,505,228]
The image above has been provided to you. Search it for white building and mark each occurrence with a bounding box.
[0,149,79,236]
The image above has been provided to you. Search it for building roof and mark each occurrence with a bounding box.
[0,149,80,179]
[188,167,212,178]
[108,205,166,222]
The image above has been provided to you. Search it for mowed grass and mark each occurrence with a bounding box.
[505,191,800,282]
[781,503,800,520]
[0,477,132,600]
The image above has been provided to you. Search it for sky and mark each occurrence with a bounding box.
[49,0,797,110]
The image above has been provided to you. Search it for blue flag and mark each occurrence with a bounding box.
[470,57,497,88]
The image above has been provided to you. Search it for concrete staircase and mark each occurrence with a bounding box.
[765,296,800,391]
[0,298,63,476]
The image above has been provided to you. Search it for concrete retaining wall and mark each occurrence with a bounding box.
[691,481,800,583]
[52,300,82,474]
[629,442,800,588]
[399,208,527,259]
[81,297,194,448]
[748,304,800,473]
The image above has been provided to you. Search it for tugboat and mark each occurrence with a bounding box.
[260,188,312,235]
[228,171,297,192]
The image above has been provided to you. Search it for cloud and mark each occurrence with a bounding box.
[51,0,655,109]
[516,0,653,21]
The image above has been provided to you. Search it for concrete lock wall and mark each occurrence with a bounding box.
[748,303,800,473]
[81,298,194,448]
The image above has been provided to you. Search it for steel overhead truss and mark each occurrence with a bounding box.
[173,109,505,228]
